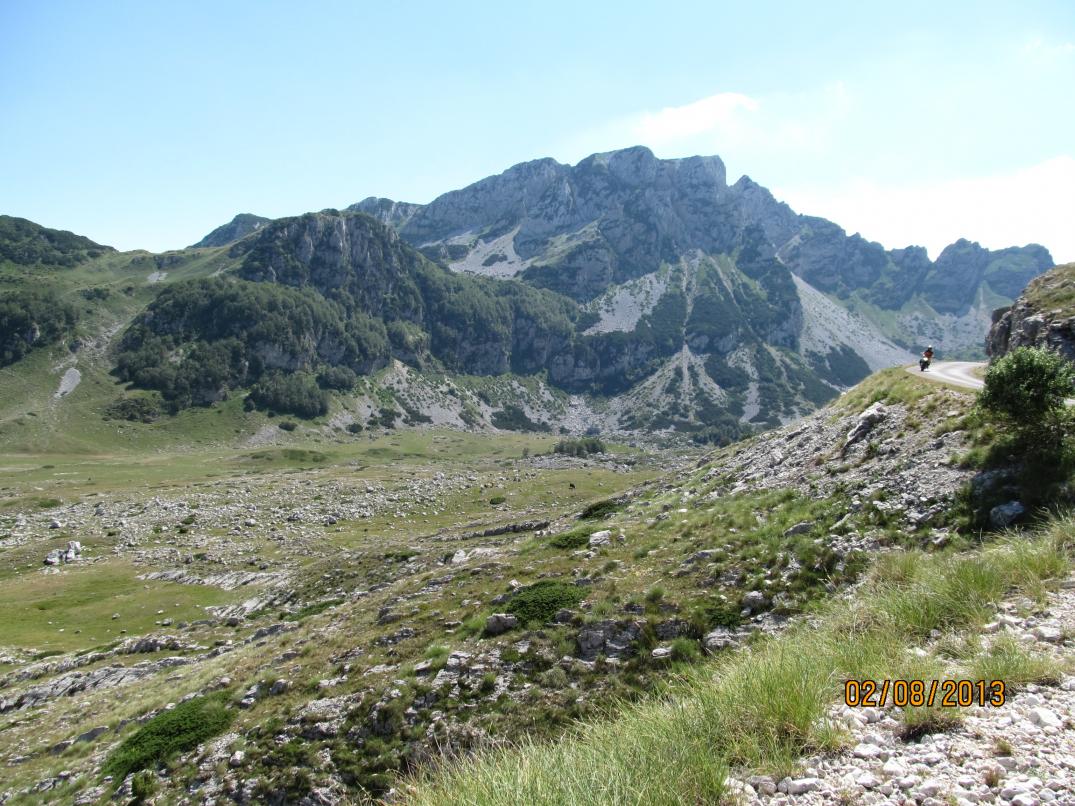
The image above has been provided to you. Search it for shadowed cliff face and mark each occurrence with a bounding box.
[987,262,1075,361]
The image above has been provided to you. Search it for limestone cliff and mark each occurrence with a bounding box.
[987,262,1075,361]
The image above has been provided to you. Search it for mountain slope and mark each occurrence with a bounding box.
[0,215,113,267]
[354,146,1050,358]
[114,210,854,437]
[190,213,271,248]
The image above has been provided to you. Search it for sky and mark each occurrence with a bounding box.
[1,0,1073,262]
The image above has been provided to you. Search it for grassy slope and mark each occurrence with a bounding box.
[393,369,1074,804]
[0,245,243,453]
[0,429,664,796]
[1023,262,1075,312]
[402,520,1073,806]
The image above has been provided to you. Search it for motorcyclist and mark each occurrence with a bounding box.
[919,345,934,371]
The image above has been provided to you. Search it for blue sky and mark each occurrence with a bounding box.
[2,0,1073,261]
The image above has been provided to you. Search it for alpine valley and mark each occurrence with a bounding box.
[3,148,1075,806]
[0,147,1052,448]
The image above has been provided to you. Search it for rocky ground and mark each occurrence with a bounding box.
[727,576,1075,806]
[2,373,1044,804]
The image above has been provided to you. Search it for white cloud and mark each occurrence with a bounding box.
[555,83,850,164]
[632,92,760,147]
[775,155,1075,264]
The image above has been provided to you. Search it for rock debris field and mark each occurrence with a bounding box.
[728,577,1075,805]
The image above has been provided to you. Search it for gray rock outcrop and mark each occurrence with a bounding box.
[987,262,1075,361]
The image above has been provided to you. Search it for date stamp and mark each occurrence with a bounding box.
[844,679,1006,708]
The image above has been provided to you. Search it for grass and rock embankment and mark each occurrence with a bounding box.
[403,521,1074,805]
[399,355,1075,805]
[2,358,1073,804]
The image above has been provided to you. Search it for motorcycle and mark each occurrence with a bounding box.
[919,356,931,371]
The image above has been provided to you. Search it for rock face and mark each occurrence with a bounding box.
[347,197,423,230]
[360,146,1049,321]
[190,214,271,248]
[987,262,1075,362]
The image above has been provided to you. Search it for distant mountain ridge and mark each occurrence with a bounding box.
[190,213,271,248]
[0,147,1055,442]
[0,214,113,267]
[336,147,1049,321]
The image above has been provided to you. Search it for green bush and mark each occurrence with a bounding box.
[101,692,233,781]
[249,372,328,418]
[980,347,1074,443]
[553,437,606,457]
[103,394,163,423]
[0,288,79,366]
[491,405,549,432]
[975,346,1075,514]
[130,771,158,802]
[670,637,701,663]
[689,597,743,631]
[579,498,623,520]
[489,495,507,506]
[506,580,585,625]
[549,530,590,549]
[317,365,358,391]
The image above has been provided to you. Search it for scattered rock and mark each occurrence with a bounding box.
[484,613,519,636]
[990,500,1026,529]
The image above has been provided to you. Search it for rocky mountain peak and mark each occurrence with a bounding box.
[346,197,423,230]
[190,213,271,249]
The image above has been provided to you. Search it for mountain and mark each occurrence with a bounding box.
[346,197,423,229]
[116,209,866,438]
[0,146,1055,444]
[0,214,112,267]
[358,146,1051,353]
[190,213,271,248]
[986,261,1075,361]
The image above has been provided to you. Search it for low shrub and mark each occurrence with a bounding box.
[249,372,328,418]
[317,365,358,391]
[548,530,590,549]
[104,395,163,423]
[506,580,585,625]
[101,692,233,781]
[579,498,623,520]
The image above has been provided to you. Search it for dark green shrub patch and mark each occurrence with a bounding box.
[579,498,624,520]
[101,692,233,781]
[506,580,585,625]
[548,530,590,549]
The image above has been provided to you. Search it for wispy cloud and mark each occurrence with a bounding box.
[632,92,760,147]
[1021,35,1075,59]
[775,155,1075,263]
[555,83,851,163]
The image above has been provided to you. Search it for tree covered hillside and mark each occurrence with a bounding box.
[0,215,112,267]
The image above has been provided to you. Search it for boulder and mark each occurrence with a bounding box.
[588,530,612,548]
[741,590,769,613]
[841,402,887,454]
[703,627,737,653]
[783,521,814,537]
[484,613,519,636]
[990,501,1025,529]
